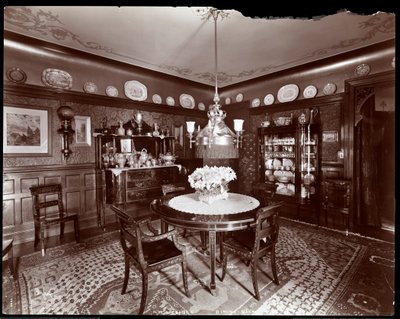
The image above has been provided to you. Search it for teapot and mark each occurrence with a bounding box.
[161,152,176,164]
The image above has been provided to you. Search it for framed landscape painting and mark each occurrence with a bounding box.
[3,105,52,156]
[74,115,91,146]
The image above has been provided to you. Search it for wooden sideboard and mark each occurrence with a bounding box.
[96,165,181,228]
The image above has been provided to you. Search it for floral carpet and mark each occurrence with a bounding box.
[2,218,394,315]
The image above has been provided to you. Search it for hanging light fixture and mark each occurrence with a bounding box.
[186,8,244,159]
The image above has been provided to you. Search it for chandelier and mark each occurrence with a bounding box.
[186,8,244,159]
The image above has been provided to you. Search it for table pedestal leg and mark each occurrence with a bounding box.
[209,230,216,293]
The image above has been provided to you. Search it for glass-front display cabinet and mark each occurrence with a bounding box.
[258,121,320,218]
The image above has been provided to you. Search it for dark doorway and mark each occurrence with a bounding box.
[354,86,395,238]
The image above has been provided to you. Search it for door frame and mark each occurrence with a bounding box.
[344,70,395,234]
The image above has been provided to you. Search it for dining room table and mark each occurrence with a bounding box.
[152,192,260,294]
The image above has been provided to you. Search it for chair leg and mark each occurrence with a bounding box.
[221,249,227,281]
[181,260,191,297]
[74,217,80,243]
[250,258,260,301]
[34,223,40,248]
[139,272,148,315]
[4,247,16,280]
[60,221,65,238]
[270,247,279,285]
[200,231,208,251]
[40,226,46,256]
[121,256,130,294]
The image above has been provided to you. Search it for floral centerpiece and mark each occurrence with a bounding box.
[188,165,237,204]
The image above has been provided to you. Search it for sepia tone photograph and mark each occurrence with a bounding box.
[3,4,395,316]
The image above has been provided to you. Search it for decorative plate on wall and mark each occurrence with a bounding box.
[235,93,244,102]
[83,82,98,94]
[124,80,147,101]
[277,84,299,103]
[225,97,231,105]
[152,94,162,104]
[263,94,275,105]
[179,93,195,109]
[354,63,371,77]
[42,68,72,90]
[198,102,205,110]
[303,85,317,98]
[166,96,175,106]
[6,67,27,83]
[106,85,119,97]
[322,82,337,95]
[251,98,261,107]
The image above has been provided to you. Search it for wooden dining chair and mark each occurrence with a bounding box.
[221,203,282,300]
[161,183,189,233]
[2,238,16,279]
[116,202,190,314]
[30,184,80,256]
[321,178,351,235]
[252,181,278,207]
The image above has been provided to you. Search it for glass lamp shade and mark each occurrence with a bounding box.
[233,119,244,132]
[57,105,74,120]
[186,121,196,133]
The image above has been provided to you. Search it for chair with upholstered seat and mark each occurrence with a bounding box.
[321,178,351,235]
[2,238,16,279]
[161,183,189,233]
[161,183,210,249]
[117,200,190,314]
[30,184,80,256]
[252,181,278,207]
[221,202,282,300]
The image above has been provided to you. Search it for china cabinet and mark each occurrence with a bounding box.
[257,122,320,221]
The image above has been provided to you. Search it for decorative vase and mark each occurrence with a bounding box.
[196,183,229,204]
[117,121,125,136]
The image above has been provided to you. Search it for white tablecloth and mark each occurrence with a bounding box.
[168,193,259,215]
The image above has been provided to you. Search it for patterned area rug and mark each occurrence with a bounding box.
[3,218,394,315]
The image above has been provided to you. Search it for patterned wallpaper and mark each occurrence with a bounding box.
[3,92,200,168]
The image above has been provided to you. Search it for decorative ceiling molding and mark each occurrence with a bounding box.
[4,6,395,87]
[4,7,113,53]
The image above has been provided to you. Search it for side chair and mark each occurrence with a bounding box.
[117,200,190,314]
[29,183,80,256]
[321,178,351,235]
[221,202,282,300]
[161,183,209,250]
[2,238,16,279]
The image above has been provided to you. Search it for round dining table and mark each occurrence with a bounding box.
[152,192,260,294]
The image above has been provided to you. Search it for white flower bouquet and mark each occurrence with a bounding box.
[188,166,237,204]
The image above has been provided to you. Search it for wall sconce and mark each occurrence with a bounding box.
[57,105,75,159]
[233,119,244,148]
[186,121,196,148]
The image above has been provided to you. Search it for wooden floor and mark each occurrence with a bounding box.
[11,223,119,259]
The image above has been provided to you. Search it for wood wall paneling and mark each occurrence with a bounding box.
[2,164,101,245]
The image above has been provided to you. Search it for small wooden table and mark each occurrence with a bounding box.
[153,192,260,294]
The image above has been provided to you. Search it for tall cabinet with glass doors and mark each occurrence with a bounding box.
[257,113,320,221]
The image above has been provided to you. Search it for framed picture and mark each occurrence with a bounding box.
[322,131,339,143]
[74,115,91,146]
[174,125,184,148]
[120,138,133,153]
[3,105,52,156]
